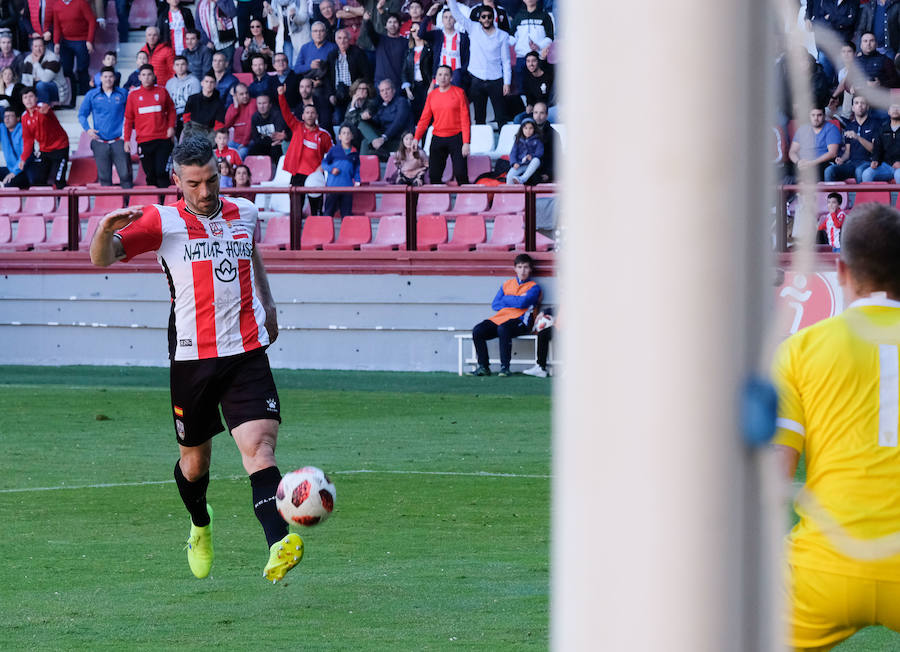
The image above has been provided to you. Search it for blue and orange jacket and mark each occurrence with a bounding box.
[489,277,541,325]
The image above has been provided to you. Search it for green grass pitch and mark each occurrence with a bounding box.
[0,366,551,650]
[3,365,899,650]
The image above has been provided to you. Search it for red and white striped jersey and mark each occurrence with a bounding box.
[115,196,270,361]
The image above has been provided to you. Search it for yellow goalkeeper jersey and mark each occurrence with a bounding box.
[774,295,900,580]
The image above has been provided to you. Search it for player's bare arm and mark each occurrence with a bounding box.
[89,207,144,267]
[252,245,278,343]
[774,444,800,482]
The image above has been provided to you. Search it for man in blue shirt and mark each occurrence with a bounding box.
[0,107,33,188]
[788,106,841,180]
[293,22,336,75]
[359,78,411,160]
[825,95,881,182]
[78,66,133,188]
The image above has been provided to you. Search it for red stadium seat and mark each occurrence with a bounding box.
[466,155,492,180]
[483,192,525,216]
[0,215,45,250]
[475,213,524,251]
[361,215,405,250]
[322,215,371,250]
[128,192,163,206]
[87,194,126,216]
[33,214,74,251]
[351,191,376,214]
[359,155,380,183]
[0,191,21,217]
[416,215,447,250]
[244,155,273,183]
[234,72,253,85]
[79,214,104,250]
[853,183,891,207]
[256,215,291,250]
[22,194,56,216]
[72,131,94,158]
[299,215,334,250]
[417,191,450,214]
[366,191,405,217]
[0,214,10,243]
[128,0,156,29]
[437,214,486,251]
[444,189,488,216]
[68,158,98,186]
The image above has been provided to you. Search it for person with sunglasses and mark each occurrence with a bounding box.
[446,0,511,125]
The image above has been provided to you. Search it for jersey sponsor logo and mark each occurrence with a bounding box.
[303,138,319,149]
[137,105,163,114]
[179,338,193,347]
[210,221,224,236]
[183,239,253,262]
[214,257,237,282]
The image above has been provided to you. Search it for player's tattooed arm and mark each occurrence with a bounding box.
[89,207,142,267]
[252,244,278,343]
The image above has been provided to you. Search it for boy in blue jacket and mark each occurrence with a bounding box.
[323,124,361,217]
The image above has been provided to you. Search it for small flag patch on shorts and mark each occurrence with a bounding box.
[174,405,184,417]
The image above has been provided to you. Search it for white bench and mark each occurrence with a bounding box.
[454,333,553,376]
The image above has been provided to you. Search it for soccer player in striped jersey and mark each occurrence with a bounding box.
[773,202,900,650]
[89,136,303,583]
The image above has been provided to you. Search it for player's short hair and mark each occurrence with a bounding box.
[3,105,18,117]
[249,53,266,66]
[826,192,842,204]
[386,11,402,23]
[525,51,540,61]
[514,253,534,267]
[435,64,452,76]
[139,63,155,74]
[478,5,495,18]
[104,50,117,59]
[172,136,215,173]
[841,203,900,297]
[173,55,188,64]
[20,86,35,97]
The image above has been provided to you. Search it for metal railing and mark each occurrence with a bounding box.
[3,183,558,252]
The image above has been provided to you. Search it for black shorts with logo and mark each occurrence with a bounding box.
[169,348,281,446]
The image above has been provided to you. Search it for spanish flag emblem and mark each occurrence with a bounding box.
[174,405,184,417]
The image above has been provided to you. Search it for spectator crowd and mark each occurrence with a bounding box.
[0,0,561,217]
[778,1,900,186]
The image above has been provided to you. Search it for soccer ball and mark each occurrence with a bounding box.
[276,467,336,526]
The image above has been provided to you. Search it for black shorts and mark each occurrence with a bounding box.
[169,348,281,447]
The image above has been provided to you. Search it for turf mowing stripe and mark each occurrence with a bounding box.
[0,469,551,493]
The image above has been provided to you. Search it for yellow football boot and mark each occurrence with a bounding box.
[263,533,304,583]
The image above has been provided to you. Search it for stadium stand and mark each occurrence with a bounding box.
[0,214,10,244]
[483,192,525,217]
[444,190,489,216]
[256,214,291,250]
[33,215,75,251]
[0,215,45,250]
[417,191,451,214]
[366,192,405,217]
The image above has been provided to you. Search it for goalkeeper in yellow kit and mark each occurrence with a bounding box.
[773,202,900,651]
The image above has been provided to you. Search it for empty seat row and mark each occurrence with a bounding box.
[257,214,554,252]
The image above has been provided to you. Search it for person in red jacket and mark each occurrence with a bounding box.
[413,64,470,184]
[124,64,177,187]
[50,0,96,98]
[18,86,69,188]
[276,83,332,215]
[141,26,176,88]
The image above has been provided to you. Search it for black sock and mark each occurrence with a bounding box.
[174,460,210,527]
[251,466,288,547]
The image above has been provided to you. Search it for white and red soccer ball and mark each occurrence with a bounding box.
[276,467,336,526]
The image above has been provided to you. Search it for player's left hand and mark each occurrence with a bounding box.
[264,306,278,343]
[461,143,470,157]
[86,42,94,54]
[100,207,144,234]
[502,84,510,96]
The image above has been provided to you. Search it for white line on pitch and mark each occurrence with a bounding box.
[0,469,550,494]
